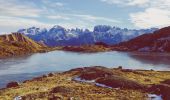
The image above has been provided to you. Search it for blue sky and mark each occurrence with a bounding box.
[0,0,170,33]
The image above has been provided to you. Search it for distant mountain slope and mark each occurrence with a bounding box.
[114,26,170,52]
[18,25,158,47]
[0,33,48,58]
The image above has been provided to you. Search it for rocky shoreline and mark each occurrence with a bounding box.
[0,66,170,100]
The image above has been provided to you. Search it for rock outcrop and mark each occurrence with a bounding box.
[0,33,49,58]
[6,81,19,88]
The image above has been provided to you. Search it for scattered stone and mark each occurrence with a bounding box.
[50,86,73,93]
[23,80,29,83]
[118,66,122,70]
[150,69,154,71]
[6,81,19,88]
[48,73,54,77]
[79,66,113,80]
[42,74,48,78]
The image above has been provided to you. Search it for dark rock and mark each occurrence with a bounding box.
[150,69,154,71]
[148,84,170,100]
[68,68,84,72]
[23,80,29,83]
[161,79,170,85]
[79,66,113,80]
[121,69,134,72]
[118,66,122,70]
[42,74,48,78]
[96,75,145,90]
[50,86,73,93]
[48,73,54,77]
[6,81,19,88]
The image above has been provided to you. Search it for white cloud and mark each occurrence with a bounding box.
[0,0,43,18]
[129,0,170,28]
[70,14,121,23]
[0,16,53,33]
[130,8,170,28]
[101,0,149,6]
[42,0,64,7]
[127,0,149,6]
[47,15,70,20]
[101,0,170,28]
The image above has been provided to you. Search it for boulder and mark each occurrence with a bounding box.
[96,75,145,90]
[48,73,54,77]
[79,66,113,80]
[48,95,62,100]
[6,81,19,88]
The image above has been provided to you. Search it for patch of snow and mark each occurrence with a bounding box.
[148,94,162,100]
[95,83,112,89]
[14,96,22,100]
[73,77,95,83]
[73,77,112,89]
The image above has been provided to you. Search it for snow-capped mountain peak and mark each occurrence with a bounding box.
[17,25,158,46]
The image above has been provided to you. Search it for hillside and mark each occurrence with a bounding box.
[0,66,170,100]
[112,26,170,52]
[0,33,50,58]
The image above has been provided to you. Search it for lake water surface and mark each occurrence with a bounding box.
[0,50,170,88]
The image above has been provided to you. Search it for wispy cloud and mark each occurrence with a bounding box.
[41,0,65,7]
[70,14,121,23]
[101,0,170,28]
[130,8,170,28]
[0,16,53,33]
[100,0,149,6]
[129,0,170,28]
[0,0,43,18]
[47,15,70,20]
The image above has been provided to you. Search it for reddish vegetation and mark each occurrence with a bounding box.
[1,66,170,99]
[112,26,170,52]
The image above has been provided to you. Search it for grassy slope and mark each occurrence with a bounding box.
[0,33,58,58]
[0,66,170,100]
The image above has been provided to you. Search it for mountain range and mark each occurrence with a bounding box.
[18,25,158,47]
[1,25,170,58]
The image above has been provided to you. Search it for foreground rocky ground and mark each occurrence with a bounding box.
[0,66,170,100]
